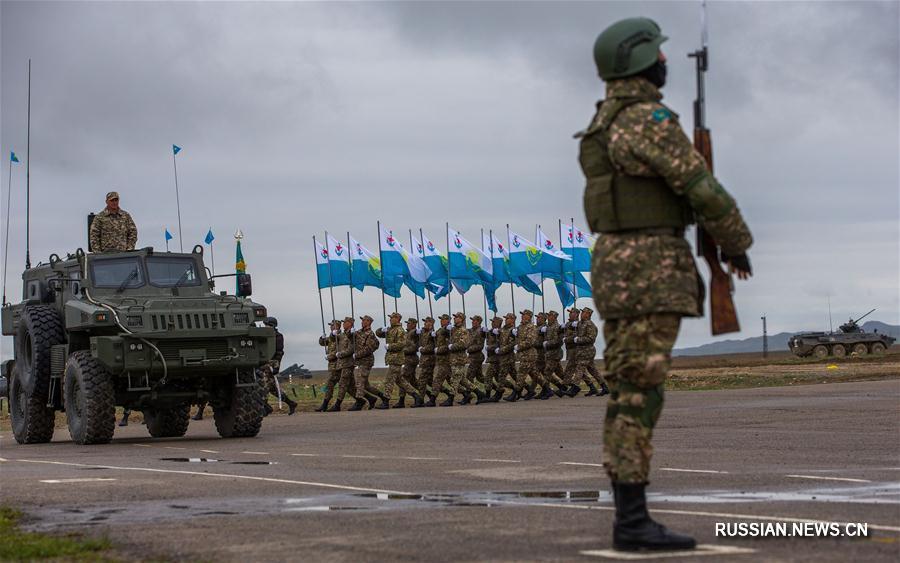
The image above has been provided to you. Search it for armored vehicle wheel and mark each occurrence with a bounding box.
[16,305,65,396]
[812,345,828,359]
[213,371,265,438]
[852,343,868,356]
[144,404,191,438]
[871,342,886,354]
[64,351,115,445]
[9,362,55,444]
[831,344,846,358]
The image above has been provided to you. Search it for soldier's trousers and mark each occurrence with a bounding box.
[601,313,680,484]
[383,364,418,398]
[483,362,501,393]
[574,358,607,387]
[466,357,484,393]
[336,366,356,401]
[323,368,341,402]
[498,359,522,391]
[563,355,578,385]
[517,354,542,389]
[355,364,381,399]
[416,361,435,396]
[431,363,452,395]
[543,358,567,387]
[399,361,418,398]
[450,365,473,395]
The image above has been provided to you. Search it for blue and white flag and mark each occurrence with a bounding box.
[204,229,215,245]
[487,231,541,295]
[351,234,400,298]
[538,227,589,292]
[507,229,542,278]
[418,232,450,299]
[314,239,330,290]
[448,226,492,285]
[326,234,351,286]
[563,223,595,272]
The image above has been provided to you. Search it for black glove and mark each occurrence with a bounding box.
[721,252,752,276]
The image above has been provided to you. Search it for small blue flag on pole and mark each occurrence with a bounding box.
[205,229,215,245]
[165,229,174,241]
[10,152,19,163]
[172,144,181,155]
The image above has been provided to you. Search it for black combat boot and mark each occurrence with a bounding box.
[476,390,490,404]
[366,394,378,409]
[264,403,274,416]
[586,382,599,396]
[375,397,390,410]
[539,386,554,400]
[566,384,581,398]
[612,482,696,551]
[425,394,437,407]
[191,409,204,421]
[286,399,298,415]
[348,398,367,411]
[118,411,130,427]
[439,394,454,407]
[411,393,425,408]
[522,385,536,400]
[394,395,406,408]
[315,399,330,412]
[503,389,520,402]
[553,385,566,398]
[473,389,486,402]
[599,382,611,396]
[326,399,342,412]
[458,393,471,405]
[490,389,504,402]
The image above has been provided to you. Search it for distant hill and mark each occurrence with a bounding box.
[673,321,899,357]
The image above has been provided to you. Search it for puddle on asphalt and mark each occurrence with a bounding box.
[159,458,277,465]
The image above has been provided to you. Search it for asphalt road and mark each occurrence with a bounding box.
[2,380,899,562]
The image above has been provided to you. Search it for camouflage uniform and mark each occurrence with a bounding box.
[483,323,504,396]
[400,322,421,400]
[448,320,473,397]
[466,323,487,393]
[89,208,138,253]
[535,315,547,382]
[319,330,340,402]
[574,316,607,387]
[259,327,297,412]
[581,76,752,483]
[352,326,381,400]
[542,318,567,389]
[496,321,522,393]
[516,318,541,395]
[431,322,452,396]
[376,323,419,399]
[416,323,436,397]
[562,318,581,385]
[334,329,356,401]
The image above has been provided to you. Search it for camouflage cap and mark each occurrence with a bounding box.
[359,314,373,322]
[491,316,503,323]
[438,313,451,321]
[519,309,533,316]
[389,312,402,319]
[568,307,581,313]
[547,310,559,317]
[581,307,594,313]
[343,316,354,323]
[106,191,120,201]
[422,316,435,322]
[536,311,546,317]
[470,315,483,322]
[330,319,341,325]
[504,312,516,319]
[453,311,465,319]
[406,317,418,324]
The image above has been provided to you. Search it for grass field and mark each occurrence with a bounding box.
[0,507,112,561]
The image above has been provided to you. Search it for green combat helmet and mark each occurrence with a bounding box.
[593,17,667,80]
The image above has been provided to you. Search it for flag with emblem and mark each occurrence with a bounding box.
[379,224,430,298]
[506,229,543,279]
[314,239,330,289]
[351,234,400,298]
[486,231,541,295]
[448,226,492,285]
[325,234,351,286]
[417,232,451,299]
[563,222,595,272]
[235,239,246,274]
[537,227,590,292]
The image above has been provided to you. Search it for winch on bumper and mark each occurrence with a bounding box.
[90,325,275,374]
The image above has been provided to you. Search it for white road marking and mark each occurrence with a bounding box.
[132,444,152,448]
[290,453,320,457]
[17,459,410,495]
[0,457,8,462]
[341,455,378,459]
[559,462,604,468]
[199,450,220,454]
[581,544,756,559]
[485,498,900,533]
[163,446,187,451]
[241,451,270,455]
[39,478,117,484]
[472,458,521,463]
[786,474,872,483]
[660,468,730,475]
[401,456,443,461]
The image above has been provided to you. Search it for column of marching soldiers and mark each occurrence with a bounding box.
[314,306,610,412]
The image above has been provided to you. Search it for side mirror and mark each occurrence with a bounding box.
[236,273,252,297]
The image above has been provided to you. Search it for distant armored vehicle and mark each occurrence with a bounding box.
[789,309,895,358]
[2,245,274,445]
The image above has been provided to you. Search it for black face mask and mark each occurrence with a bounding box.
[639,60,667,89]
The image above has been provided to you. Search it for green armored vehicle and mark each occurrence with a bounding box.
[1,245,274,445]
[788,309,895,358]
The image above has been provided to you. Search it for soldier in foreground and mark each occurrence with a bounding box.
[315,319,341,412]
[580,18,752,551]
[349,315,386,411]
[328,317,356,412]
[89,191,138,253]
[259,317,297,416]
[376,313,424,408]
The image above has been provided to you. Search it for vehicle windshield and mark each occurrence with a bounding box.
[146,256,201,288]
[90,257,145,289]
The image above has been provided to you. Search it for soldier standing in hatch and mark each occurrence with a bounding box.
[480,316,504,403]
[376,313,424,408]
[580,18,752,551]
[315,319,341,412]
[348,315,386,411]
[416,317,437,404]
[89,191,138,253]
[396,317,421,408]
[328,317,356,412]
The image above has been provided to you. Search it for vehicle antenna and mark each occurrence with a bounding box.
[25,59,32,270]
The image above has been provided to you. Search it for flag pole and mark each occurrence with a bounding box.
[313,236,326,335]
[445,222,452,318]
[376,221,386,326]
[347,231,356,320]
[172,146,184,252]
[409,229,420,321]
[420,227,433,318]
[481,228,488,320]
[559,219,566,310]
[324,230,336,322]
[506,224,515,314]
[570,217,576,307]
[209,233,216,275]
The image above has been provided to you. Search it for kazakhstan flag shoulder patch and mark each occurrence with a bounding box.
[651,107,672,123]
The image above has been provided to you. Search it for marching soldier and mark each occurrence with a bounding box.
[446,312,475,406]
[514,310,540,401]
[328,317,356,412]
[581,18,752,550]
[417,317,437,405]
[573,307,609,397]
[259,317,297,416]
[542,310,568,398]
[534,312,549,398]
[376,313,424,408]
[89,191,138,253]
[481,316,505,403]
[465,315,488,404]
[397,317,421,408]
[315,319,341,412]
[348,315,387,411]
[563,307,581,395]
[497,313,523,402]
[430,314,455,406]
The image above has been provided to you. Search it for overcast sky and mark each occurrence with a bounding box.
[2,1,898,369]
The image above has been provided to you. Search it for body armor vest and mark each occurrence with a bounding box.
[579,97,693,233]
